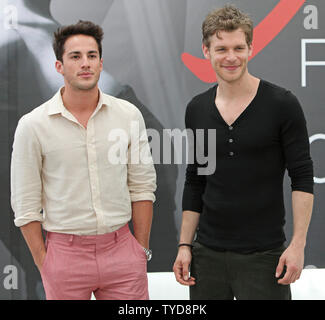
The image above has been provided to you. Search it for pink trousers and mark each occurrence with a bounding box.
[40,224,149,300]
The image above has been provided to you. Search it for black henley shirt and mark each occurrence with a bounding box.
[182,79,314,253]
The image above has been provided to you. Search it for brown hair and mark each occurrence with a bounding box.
[53,20,104,62]
[202,5,253,48]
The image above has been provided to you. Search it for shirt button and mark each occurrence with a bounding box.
[229,126,233,130]
[229,152,234,156]
[229,139,233,143]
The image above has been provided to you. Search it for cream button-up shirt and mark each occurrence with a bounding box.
[11,88,156,235]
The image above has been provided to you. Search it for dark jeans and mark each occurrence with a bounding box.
[190,241,291,300]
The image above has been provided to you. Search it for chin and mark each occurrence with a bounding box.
[217,70,246,84]
[73,82,98,91]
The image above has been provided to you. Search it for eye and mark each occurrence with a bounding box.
[71,55,80,60]
[89,54,97,59]
[216,48,225,52]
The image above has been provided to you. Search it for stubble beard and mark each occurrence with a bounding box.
[69,73,101,91]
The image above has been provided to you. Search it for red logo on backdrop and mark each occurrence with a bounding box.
[182,0,306,83]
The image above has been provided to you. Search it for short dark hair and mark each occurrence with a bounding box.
[202,5,253,48]
[53,20,104,62]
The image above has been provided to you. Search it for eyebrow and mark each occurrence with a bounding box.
[67,50,99,56]
[214,44,246,49]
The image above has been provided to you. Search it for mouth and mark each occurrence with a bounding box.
[78,72,93,78]
[222,66,240,71]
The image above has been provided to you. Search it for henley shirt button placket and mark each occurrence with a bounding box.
[228,126,234,157]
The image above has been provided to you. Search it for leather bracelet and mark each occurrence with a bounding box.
[178,243,193,248]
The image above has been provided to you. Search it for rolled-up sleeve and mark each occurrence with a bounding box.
[280,92,314,194]
[11,115,44,227]
[127,108,156,203]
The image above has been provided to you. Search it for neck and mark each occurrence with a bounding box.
[217,72,259,100]
[61,86,100,113]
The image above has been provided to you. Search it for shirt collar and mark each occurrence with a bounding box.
[47,87,107,116]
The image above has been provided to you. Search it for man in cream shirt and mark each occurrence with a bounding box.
[11,20,156,300]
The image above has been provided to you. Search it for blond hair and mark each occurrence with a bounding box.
[202,5,253,48]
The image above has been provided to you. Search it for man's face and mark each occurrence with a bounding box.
[202,28,252,84]
[55,34,103,91]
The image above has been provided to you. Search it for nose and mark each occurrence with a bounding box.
[225,50,236,62]
[80,55,91,68]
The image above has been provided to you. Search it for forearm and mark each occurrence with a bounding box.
[131,200,153,249]
[20,221,46,267]
[275,191,313,284]
[290,190,314,248]
[179,210,200,244]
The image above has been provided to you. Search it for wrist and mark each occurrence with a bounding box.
[178,243,193,251]
[290,238,306,249]
[34,249,46,266]
[134,237,149,250]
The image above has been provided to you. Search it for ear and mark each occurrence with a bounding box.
[55,60,64,75]
[100,58,103,72]
[202,43,211,60]
[248,44,253,57]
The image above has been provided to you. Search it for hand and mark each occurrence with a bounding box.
[275,243,304,285]
[173,247,196,286]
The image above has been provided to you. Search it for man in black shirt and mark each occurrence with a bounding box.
[173,5,314,300]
